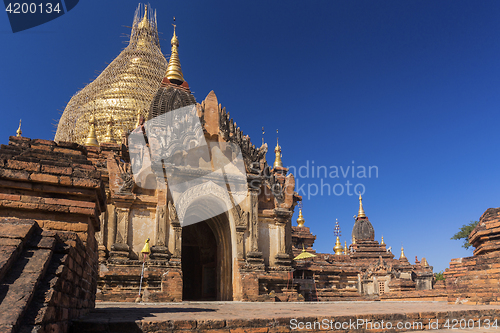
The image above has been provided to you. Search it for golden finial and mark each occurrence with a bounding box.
[137,4,150,29]
[333,218,343,255]
[273,129,283,168]
[334,236,343,255]
[352,235,356,245]
[344,241,348,255]
[296,208,305,227]
[135,110,142,129]
[381,236,385,245]
[421,257,429,267]
[357,193,366,218]
[103,116,115,143]
[400,245,406,260]
[165,17,185,83]
[85,115,99,147]
[16,119,22,137]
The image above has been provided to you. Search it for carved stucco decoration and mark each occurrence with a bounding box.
[231,202,249,230]
[175,180,234,225]
[118,171,135,193]
[147,104,205,167]
[218,105,267,173]
[363,256,394,279]
[168,200,179,225]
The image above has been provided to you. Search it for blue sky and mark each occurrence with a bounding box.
[1,1,500,272]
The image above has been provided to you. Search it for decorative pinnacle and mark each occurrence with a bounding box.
[381,236,385,245]
[262,127,265,146]
[344,241,348,255]
[400,244,406,259]
[334,236,343,255]
[273,129,283,168]
[103,116,115,143]
[333,219,343,255]
[165,16,185,83]
[16,119,22,137]
[296,208,305,227]
[137,4,150,29]
[85,115,99,147]
[172,17,176,40]
[358,193,366,218]
[334,218,341,237]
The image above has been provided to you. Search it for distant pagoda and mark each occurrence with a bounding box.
[55,4,168,144]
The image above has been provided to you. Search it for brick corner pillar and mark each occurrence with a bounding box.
[0,137,106,322]
[444,207,500,304]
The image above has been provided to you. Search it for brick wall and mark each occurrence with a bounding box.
[444,208,500,304]
[0,136,105,332]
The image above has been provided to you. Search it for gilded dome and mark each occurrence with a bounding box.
[54,4,168,145]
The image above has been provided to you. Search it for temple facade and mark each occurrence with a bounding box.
[51,4,434,302]
[53,5,300,302]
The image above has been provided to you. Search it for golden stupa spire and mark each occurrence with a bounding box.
[334,237,343,255]
[165,17,185,83]
[296,208,305,227]
[344,241,348,255]
[137,4,150,29]
[357,193,366,218]
[16,119,22,137]
[54,4,167,146]
[400,245,406,260]
[136,5,153,49]
[333,218,343,255]
[381,236,385,245]
[273,129,283,168]
[85,115,99,147]
[103,116,115,143]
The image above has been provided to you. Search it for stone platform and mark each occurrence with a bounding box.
[72,301,500,332]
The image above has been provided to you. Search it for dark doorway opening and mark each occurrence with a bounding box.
[181,221,217,300]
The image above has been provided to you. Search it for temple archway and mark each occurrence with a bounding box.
[181,196,233,301]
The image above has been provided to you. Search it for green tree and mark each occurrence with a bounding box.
[434,271,445,281]
[451,220,479,250]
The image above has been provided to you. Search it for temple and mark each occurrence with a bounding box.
[50,4,438,303]
[290,194,435,301]
[7,4,489,331]
[53,5,300,302]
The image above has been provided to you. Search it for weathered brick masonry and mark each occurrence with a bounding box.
[445,207,500,304]
[0,136,105,332]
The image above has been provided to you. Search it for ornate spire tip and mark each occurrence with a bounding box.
[16,119,22,137]
[357,192,366,218]
[273,129,283,168]
[165,17,185,83]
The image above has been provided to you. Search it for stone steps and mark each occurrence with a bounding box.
[0,219,56,333]
[0,220,37,283]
